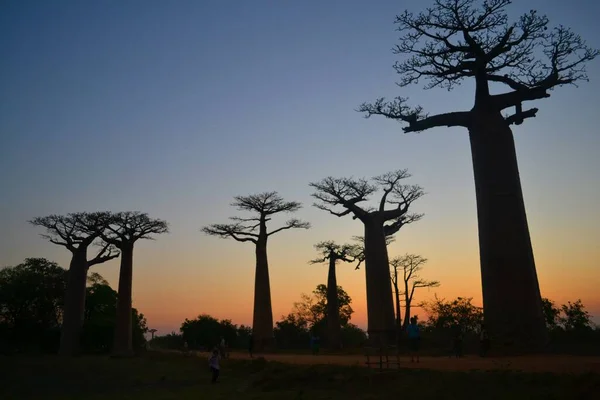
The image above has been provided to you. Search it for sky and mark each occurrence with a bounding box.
[1,0,599,335]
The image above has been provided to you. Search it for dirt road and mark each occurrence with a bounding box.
[226,352,600,374]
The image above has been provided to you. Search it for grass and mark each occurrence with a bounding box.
[1,351,599,399]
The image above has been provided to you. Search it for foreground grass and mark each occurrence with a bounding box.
[1,351,599,399]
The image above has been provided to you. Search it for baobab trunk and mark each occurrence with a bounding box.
[59,249,88,356]
[469,109,547,353]
[252,239,274,351]
[402,299,411,331]
[326,258,342,349]
[392,279,402,344]
[363,221,396,346]
[112,244,134,357]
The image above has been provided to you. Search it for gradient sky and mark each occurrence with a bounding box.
[1,0,599,335]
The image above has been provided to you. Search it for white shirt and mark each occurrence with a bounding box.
[208,354,220,369]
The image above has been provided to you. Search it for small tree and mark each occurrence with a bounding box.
[424,296,483,333]
[310,170,424,345]
[101,211,168,357]
[390,254,440,331]
[359,0,598,352]
[559,300,592,332]
[202,192,310,351]
[310,241,360,349]
[30,212,119,356]
[541,297,560,331]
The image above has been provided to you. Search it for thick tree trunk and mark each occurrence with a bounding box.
[363,220,396,346]
[468,109,547,353]
[393,280,402,344]
[402,300,411,331]
[59,248,88,356]
[112,244,134,357]
[251,239,274,352]
[326,258,342,350]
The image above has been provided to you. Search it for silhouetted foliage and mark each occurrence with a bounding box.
[542,297,561,331]
[559,300,593,332]
[274,284,364,349]
[423,296,483,333]
[0,259,147,354]
[179,314,252,350]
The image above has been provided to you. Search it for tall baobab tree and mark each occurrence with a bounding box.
[310,170,424,345]
[30,212,119,356]
[390,254,440,331]
[202,192,310,351]
[309,241,361,349]
[101,211,168,357]
[358,0,599,352]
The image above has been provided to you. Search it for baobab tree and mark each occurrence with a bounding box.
[30,212,119,356]
[358,0,599,352]
[389,254,440,331]
[309,241,361,349]
[310,170,424,345]
[202,192,310,351]
[101,211,168,357]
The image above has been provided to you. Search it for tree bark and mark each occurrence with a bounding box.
[59,248,88,356]
[251,238,274,351]
[468,108,548,353]
[326,257,342,349]
[112,243,134,357]
[392,279,402,344]
[363,220,396,346]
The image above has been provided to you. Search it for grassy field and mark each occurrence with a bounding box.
[1,351,599,399]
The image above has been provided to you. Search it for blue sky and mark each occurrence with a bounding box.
[1,0,599,332]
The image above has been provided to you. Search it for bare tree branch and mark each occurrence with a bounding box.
[268,218,310,237]
[202,223,258,244]
[359,0,599,130]
[352,235,396,270]
[101,212,168,247]
[309,241,362,265]
[310,177,374,220]
[88,242,120,267]
[358,97,471,133]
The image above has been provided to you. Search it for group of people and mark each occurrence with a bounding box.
[205,322,492,383]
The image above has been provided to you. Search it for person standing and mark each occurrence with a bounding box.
[407,316,421,363]
[208,348,221,384]
[248,334,254,358]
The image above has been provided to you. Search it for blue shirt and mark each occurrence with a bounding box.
[407,324,420,339]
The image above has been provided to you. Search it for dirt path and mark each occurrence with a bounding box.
[226,352,600,374]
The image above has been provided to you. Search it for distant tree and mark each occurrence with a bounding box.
[150,332,184,350]
[101,211,168,357]
[202,192,310,351]
[81,280,147,354]
[274,314,310,349]
[541,297,561,331]
[389,254,440,331]
[310,241,361,349]
[424,296,483,333]
[359,0,598,352]
[0,258,66,352]
[0,262,146,354]
[559,300,592,332]
[29,212,119,356]
[310,170,424,345]
[179,314,240,350]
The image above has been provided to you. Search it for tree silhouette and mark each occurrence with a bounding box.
[390,254,440,331]
[358,0,599,352]
[101,211,168,357]
[29,212,119,356]
[202,192,310,351]
[310,169,424,345]
[309,241,361,349]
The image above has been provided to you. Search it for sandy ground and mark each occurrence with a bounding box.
[223,352,600,374]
